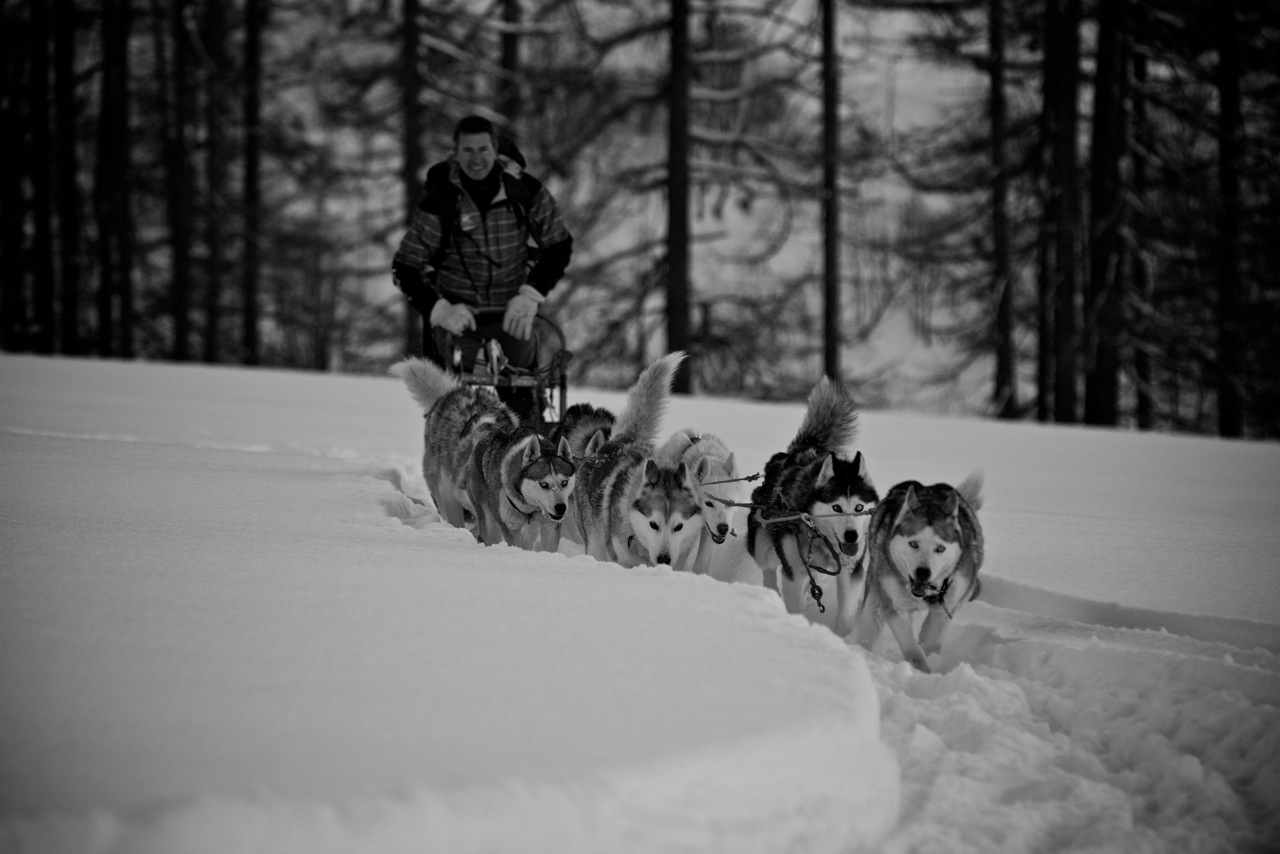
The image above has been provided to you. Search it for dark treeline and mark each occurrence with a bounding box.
[1,0,1276,437]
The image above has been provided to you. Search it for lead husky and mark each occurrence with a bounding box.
[853,475,984,673]
[574,351,686,566]
[746,378,878,636]
[468,424,577,551]
[391,357,517,530]
[656,429,738,574]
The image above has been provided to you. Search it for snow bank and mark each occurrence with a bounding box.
[0,361,898,854]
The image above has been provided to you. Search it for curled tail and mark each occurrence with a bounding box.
[957,471,984,511]
[612,351,687,446]
[390,357,460,412]
[788,376,859,455]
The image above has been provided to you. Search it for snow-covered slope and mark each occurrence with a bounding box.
[1,354,1277,853]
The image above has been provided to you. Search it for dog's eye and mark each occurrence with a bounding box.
[832,504,843,514]
[539,480,548,489]
[705,500,714,508]
[649,521,660,531]
[908,540,919,549]
[934,544,945,554]
[560,479,568,488]
[855,504,864,513]
[674,523,683,532]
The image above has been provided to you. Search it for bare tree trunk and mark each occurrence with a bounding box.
[54,0,83,355]
[499,0,520,124]
[1214,0,1244,437]
[1084,0,1129,425]
[242,0,264,365]
[202,0,228,363]
[400,0,424,358]
[989,0,1016,418]
[94,0,130,357]
[157,0,194,361]
[1035,0,1059,422]
[1,13,30,351]
[668,0,691,392]
[1051,0,1082,423]
[822,0,840,381]
[1132,10,1152,429]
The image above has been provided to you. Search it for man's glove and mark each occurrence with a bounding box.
[429,298,476,336]
[502,285,544,341]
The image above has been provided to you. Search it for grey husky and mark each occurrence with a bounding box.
[468,423,577,552]
[656,429,738,574]
[548,403,616,546]
[391,357,517,531]
[853,475,984,673]
[627,459,702,567]
[746,378,878,636]
[573,351,686,566]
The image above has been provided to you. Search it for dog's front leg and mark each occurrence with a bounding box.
[851,583,884,650]
[919,608,950,657]
[689,528,713,576]
[832,558,866,638]
[886,610,930,673]
[776,534,809,615]
[539,517,562,554]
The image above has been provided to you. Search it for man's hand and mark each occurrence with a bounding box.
[502,286,543,340]
[429,299,476,336]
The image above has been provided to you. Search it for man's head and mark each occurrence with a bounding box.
[452,115,497,181]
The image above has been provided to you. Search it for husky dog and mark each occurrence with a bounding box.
[468,424,576,551]
[626,459,703,567]
[550,402,616,460]
[854,475,984,673]
[746,378,878,636]
[656,429,738,574]
[574,351,686,566]
[549,403,616,546]
[391,357,517,530]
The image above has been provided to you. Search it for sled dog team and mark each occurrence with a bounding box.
[393,351,985,673]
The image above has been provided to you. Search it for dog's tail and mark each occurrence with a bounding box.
[956,471,984,511]
[788,376,858,455]
[389,357,460,411]
[612,351,687,446]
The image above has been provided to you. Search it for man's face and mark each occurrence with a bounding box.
[455,132,497,180]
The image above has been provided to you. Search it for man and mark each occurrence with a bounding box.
[392,115,573,418]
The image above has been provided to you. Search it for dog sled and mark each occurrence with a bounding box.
[430,307,572,433]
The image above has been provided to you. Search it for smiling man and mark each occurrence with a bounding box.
[392,115,573,420]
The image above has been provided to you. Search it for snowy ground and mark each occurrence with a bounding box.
[1,354,1278,854]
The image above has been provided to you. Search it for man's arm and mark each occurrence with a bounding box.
[391,165,451,315]
[524,185,574,297]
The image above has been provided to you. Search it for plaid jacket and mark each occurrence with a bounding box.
[392,158,572,313]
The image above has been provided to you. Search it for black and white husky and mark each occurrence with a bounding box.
[746,378,878,635]
[573,351,686,567]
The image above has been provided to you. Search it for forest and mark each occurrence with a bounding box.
[1,0,1277,437]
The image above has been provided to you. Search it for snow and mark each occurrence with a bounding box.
[2,353,1279,854]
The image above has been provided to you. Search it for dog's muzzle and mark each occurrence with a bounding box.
[910,568,939,599]
[839,531,860,557]
[707,522,729,545]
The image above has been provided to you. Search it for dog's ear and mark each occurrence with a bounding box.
[694,456,711,483]
[854,451,873,488]
[725,452,737,477]
[585,428,607,456]
[940,487,960,517]
[676,461,691,488]
[644,458,661,485]
[895,484,920,527]
[556,435,572,461]
[521,435,542,467]
[815,452,836,487]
